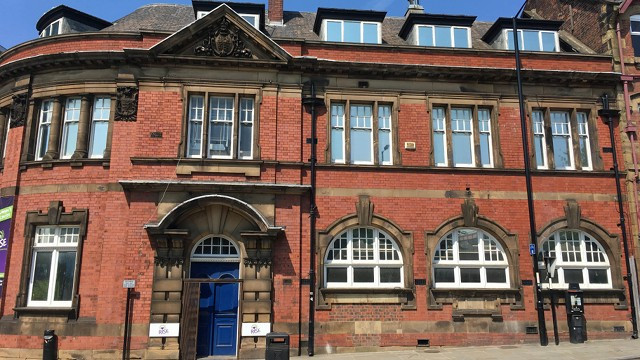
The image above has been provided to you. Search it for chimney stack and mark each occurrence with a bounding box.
[268,0,283,26]
[405,0,425,16]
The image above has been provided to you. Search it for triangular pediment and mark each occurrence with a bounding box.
[149,4,290,62]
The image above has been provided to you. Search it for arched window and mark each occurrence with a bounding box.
[324,227,403,288]
[538,230,611,289]
[630,15,640,57]
[433,228,509,288]
[191,236,240,261]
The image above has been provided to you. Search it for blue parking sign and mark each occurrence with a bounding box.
[529,244,536,255]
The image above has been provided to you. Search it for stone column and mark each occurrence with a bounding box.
[43,97,63,160]
[71,95,91,160]
[0,109,7,159]
[240,235,274,358]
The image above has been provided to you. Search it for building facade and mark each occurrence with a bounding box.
[0,1,635,359]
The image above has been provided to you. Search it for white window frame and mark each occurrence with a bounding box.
[450,107,475,168]
[378,104,393,166]
[477,108,494,168]
[196,10,210,19]
[349,104,374,165]
[27,226,79,308]
[40,18,63,38]
[35,99,53,161]
[577,112,593,171]
[187,94,256,160]
[187,95,205,158]
[532,110,549,170]
[330,103,346,164]
[237,97,255,160]
[540,230,612,290]
[60,97,81,160]
[504,29,560,52]
[415,25,472,48]
[324,228,404,289]
[191,235,240,263]
[323,19,381,44]
[433,229,510,289]
[208,96,235,160]
[239,14,259,28]
[432,107,448,167]
[88,96,111,159]
[550,111,575,170]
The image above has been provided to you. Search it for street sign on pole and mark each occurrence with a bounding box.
[123,279,136,289]
[529,244,536,256]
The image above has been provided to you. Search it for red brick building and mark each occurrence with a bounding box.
[0,1,635,358]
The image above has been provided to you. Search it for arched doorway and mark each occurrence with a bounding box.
[190,235,241,358]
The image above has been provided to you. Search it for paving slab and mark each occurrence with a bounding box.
[299,339,640,359]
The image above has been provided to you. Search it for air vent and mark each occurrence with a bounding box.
[613,326,625,332]
[525,326,538,334]
[417,339,430,347]
[414,279,427,286]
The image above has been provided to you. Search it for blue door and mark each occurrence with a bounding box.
[190,262,239,357]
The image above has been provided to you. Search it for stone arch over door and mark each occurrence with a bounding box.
[145,194,283,359]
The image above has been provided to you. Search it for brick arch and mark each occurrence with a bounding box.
[425,215,520,289]
[537,216,623,289]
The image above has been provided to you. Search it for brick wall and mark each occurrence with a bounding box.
[0,25,631,357]
[526,0,609,54]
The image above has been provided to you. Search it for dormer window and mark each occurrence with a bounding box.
[197,10,258,28]
[324,20,380,44]
[399,13,476,49]
[416,25,470,48]
[193,2,264,30]
[505,29,558,52]
[36,5,111,39]
[482,18,563,53]
[239,14,259,28]
[39,19,62,38]
[314,8,386,45]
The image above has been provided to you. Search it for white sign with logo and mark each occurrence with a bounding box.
[149,323,180,338]
[241,322,271,337]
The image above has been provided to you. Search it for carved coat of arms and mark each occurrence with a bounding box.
[9,94,27,128]
[115,86,138,121]
[195,18,252,58]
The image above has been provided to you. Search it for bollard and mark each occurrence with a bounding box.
[43,329,57,360]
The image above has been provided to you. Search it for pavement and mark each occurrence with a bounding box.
[298,339,640,359]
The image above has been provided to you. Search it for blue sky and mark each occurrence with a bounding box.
[0,1,524,49]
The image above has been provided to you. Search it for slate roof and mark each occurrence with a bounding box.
[0,45,6,53]
[102,4,585,52]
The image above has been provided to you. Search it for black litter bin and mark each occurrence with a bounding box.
[266,332,289,360]
[43,329,57,360]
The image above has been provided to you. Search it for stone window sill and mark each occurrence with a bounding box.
[20,158,109,170]
[318,287,416,310]
[130,157,262,176]
[14,306,78,319]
